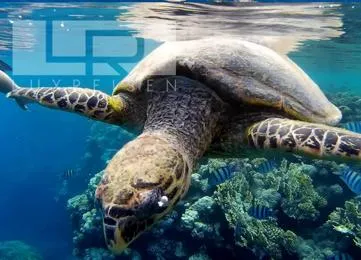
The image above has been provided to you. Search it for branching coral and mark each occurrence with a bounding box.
[213,158,329,258]
[181,196,222,241]
[188,250,212,260]
[274,162,327,220]
[67,172,104,257]
[327,199,361,248]
[213,162,297,259]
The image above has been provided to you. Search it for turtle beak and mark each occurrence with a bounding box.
[102,209,153,255]
[103,216,148,255]
[101,188,166,254]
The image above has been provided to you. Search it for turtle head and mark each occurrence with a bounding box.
[95,134,189,254]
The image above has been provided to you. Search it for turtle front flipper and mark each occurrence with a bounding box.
[6,86,139,126]
[242,118,361,162]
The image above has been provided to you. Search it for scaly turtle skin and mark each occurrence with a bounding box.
[2,38,361,254]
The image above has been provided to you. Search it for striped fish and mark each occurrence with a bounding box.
[342,121,361,134]
[327,253,353,260]
[208,165,237,186]
[257,160,277,174]
[248,205,274,219]
[339,168,361,195]
[62,169,74,181]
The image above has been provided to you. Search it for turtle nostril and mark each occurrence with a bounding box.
[108,206,134,219]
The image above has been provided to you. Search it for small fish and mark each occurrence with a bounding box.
[327,252,353,260]
[208,164,237,186]
[257,160,277,174]
[333,225,355,236]
[339,168,361,195]
[62,169,74,180]
[248,205,274,220]
[342,121,361,134]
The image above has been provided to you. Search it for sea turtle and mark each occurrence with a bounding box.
[2,38,361,254]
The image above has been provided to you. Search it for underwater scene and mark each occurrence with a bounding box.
[1,1,361,260]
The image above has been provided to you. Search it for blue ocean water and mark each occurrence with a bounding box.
[0,2,360,260]
[0,3,158,259]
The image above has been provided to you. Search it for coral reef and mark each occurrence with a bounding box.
[0,240,42,260]
[327,92,361,123]
[276,162,327,220]
[65,91,361,259]
[213,159,298,258]
[67,172,104,257]
[77,122,135,180]
[327,199,361,248]
[83,248,116,260]
[68,155,361,259]
[188,249,212,260]
[181,196,222,241]
[86,123,134,162]
[147,239,187,259]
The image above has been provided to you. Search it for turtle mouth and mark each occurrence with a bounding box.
[103,215,151,255]
[101,188,170,254]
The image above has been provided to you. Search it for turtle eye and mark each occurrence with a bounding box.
[133,188,166,218]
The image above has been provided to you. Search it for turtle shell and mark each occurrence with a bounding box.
[113,38,340,126]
